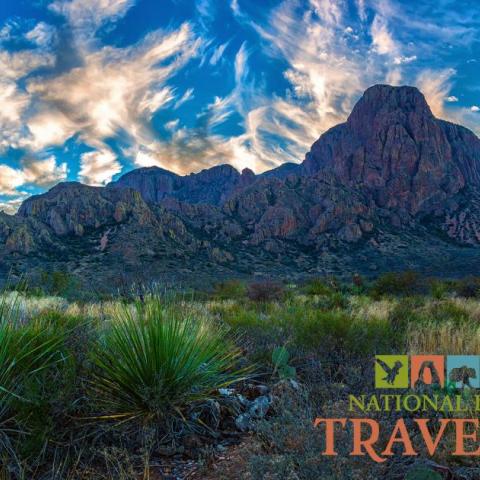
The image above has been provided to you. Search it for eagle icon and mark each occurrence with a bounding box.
[376,358,403,385]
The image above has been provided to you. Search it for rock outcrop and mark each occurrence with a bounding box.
[18,182,152,236]
[110,164,256,206]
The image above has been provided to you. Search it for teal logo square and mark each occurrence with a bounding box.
[447,355,480,389]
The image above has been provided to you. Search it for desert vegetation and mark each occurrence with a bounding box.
[1,273,480,479]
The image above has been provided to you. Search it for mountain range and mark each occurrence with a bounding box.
[2,84,480,290]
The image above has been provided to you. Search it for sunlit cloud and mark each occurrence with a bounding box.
[79,149,121,185]
[0,196,28,214]
[0,165,26,195]
[0,156,66,196]
[25,22,57,48]
[415,68,456,117]
[371,15,399,56]
[174,88,195,109]
[0,0,202,201]
[22,156,68,187]
[393,55,417,65]
[25,22,200,149]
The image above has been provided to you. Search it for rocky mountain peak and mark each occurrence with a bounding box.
[302,84,474,215]
[349,84,432,122]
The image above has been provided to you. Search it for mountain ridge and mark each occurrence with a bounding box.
[3,84,480,289]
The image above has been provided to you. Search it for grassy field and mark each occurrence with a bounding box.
[1,272,480,479]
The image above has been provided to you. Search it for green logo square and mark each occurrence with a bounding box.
[375,355,408,388]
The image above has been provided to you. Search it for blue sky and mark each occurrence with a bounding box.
[0,0,479,212]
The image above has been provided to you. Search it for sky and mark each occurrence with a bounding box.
[0,0,479,213]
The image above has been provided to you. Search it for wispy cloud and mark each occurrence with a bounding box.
[0,2,202,191]
[0,0,479,208]
[210,41,230,65]
[371,14,399,56]
[416,68,456,117]
[174,88,195,109]
[224,0,480,169]
[49,0,137,45]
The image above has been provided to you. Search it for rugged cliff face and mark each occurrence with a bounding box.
[18,182,153,236]
[303,85,475,215]
[3,84,480,287]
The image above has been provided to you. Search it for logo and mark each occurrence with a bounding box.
[447,355,480,389]
[314,354,480,462]
[411,355,445,389]
[373,355,474,389]
[374,355,408,388]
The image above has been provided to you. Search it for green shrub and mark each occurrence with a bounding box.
[91,297,248,423]
[212,280,246,299]
[388,297,424,335]
[371,271,422,297]
[426,300,470,325]
[316,291,348,310]
[40,270,77,296]
[429,279,448,300]
[218,304,265,330]
[293,310,354,350]
[303,278,332,296]
[348,318,398,355]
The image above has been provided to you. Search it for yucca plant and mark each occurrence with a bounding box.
[0,293,67,466]
[91,297,248,423]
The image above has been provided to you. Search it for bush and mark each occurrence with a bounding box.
[0,295,69,461]
[91,297,248,423]
[39,270,78,297]
[247,281,285,302]
[212,280,246,299]
[302,278,332,296]
[429,279,448,299]
[348,317,398,355]
[293,310,354,350]
[316,291,348,310]
[426,300,470,325]
[371,271,422,297]
[455,276,480,298]
[388,297,424,335]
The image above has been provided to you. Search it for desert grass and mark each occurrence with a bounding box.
[2,274,480,478]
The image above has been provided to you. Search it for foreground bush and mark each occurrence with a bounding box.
[0,296,68,465]
[91,297,248,423]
